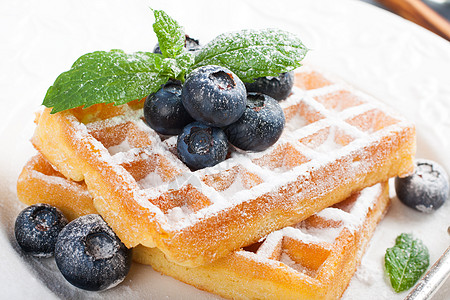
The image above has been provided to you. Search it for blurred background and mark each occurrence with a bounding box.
[361,0,450,41]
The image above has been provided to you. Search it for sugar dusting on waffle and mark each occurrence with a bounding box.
[29,65,415,266]
[224,183,385,284]
[66,66,408,232]
[17,153,391,299]
[259,183,382,256]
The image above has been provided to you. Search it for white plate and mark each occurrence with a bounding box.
[1,0,449,299]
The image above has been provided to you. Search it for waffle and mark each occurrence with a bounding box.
[17,154,390,299]
[16,153,97,221]
[30,66,415,266]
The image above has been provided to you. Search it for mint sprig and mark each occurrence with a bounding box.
[384,233,429,293]
[152,9,185,58]
[192,29,307,82]
[42,9,308,114]
[160,51,195,80]
[43,50,170,114]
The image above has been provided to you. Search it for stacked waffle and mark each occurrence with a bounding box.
[17,67,416,299]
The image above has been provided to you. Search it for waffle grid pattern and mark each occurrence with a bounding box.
[30,67,415,266]
[70,70,402,220]
[135,182,390,300]
[17,154,389,299]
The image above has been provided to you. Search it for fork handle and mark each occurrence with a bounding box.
[376,0,450,41]
[405,245,450,300]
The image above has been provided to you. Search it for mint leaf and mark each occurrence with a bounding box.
[191,28,308,82]
[42,11,310,113]
[385,233,429,293]
[43,50,169,114]
[160,52,195,81]
[152,9,185,58]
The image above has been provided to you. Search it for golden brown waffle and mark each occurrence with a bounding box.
[17,153,97,221]
[135,183,390,300]
[30,67,415,266]
[17,154,390,299]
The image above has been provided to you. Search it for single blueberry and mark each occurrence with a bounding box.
[14,203,68,258]
[245,71,294,101]
[153,34,201,55]
[395,159,449,213]
[55,214,132,291]
[225,93,285,152]
[152,43,162,55]
[144,80,194,135]
[181,65,246,127]
[177,122,228,170]
[184,35,201,52]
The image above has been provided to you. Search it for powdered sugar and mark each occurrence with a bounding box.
[108,139,132,155]
[30,65,414,269]
[150,70,410,229]
[138,172,164,189]
[226,182,384,280]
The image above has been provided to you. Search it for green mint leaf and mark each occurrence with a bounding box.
[160,52,195,81]
[384,233,430,293]
[191,28,308,82]
[175,51,196,74]
[152,9,185,58]
[43,50,169,114]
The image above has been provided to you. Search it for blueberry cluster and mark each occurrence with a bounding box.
[15,204,131,291]
[144,63,292,170]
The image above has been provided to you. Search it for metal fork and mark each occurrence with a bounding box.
[405,226,450,300]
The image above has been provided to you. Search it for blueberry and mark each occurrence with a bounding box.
[395,159,449,212]
[181,65,246,127]
[224,93,285,152]
[184,35,201,52]
[55,214,132,291]
[177,122,228,170]
[153,43,162,55]
[245,71,294,101]
[153,34,201,55]
[14,203,68,258]
[144,80,194,135]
